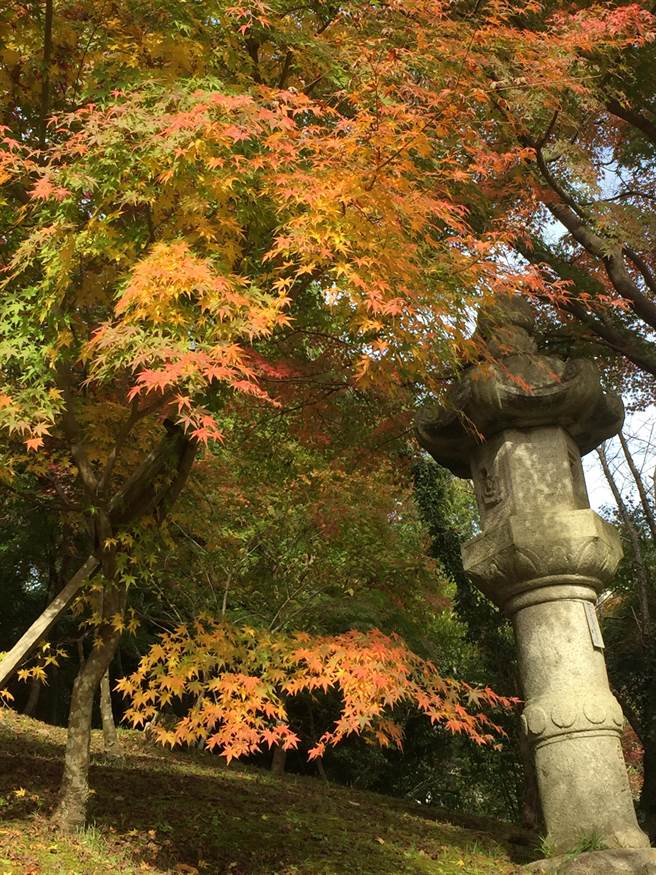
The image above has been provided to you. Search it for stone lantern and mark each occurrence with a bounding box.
[416,298,649,853]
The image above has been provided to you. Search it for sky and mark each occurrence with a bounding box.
[583,405,656,514]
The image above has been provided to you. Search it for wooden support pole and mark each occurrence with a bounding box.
[0,555,98,690]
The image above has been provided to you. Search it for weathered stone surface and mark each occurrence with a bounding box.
[415,301,623,479]
[462,507,622,609]
[469,427,590,529]
[524,848,656,874]
[415,297,649,854]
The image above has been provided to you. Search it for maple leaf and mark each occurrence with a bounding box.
[29,176,70,201]
[307,741,326,760]
[260,727,280,748]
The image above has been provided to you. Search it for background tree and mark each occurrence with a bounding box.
[116,415,513,789]
[469,1,656,389]
[594,432,656,837]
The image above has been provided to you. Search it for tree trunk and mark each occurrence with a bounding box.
[99,670,119,757]
[271,744,287,777]
[315,755,329,785]
[618,432,656,541]
[51,420,196,832]
[52,587,124,832]
[23,675,41,718]
[597,445,652,636]
[50,664,60,725]
[304,699,328,784]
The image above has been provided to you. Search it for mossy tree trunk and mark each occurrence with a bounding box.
[52,585,125,832]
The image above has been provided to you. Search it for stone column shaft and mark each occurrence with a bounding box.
[513,593,639,849]
[461,424,647,851]
[416,297,649,853]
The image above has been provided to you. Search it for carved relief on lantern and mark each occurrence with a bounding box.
[472,455,508,528]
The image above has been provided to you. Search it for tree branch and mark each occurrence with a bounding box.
[277,50,293,89]
[547,200,656,331]
[515,237,656,376]
[98,397,165,497]
[606,96,656,148]
[623,247,656,297]
[108,422,185,524]
[154,436,197,524]
[59,372,98,497]
[618,431,656,543]
[597,444,652,639]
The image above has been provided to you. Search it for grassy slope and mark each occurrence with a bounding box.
[0,710,536,874]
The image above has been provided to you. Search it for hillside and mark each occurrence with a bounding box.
[0,710,536,874]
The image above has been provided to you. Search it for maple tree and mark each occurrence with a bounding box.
[0,0,653,833]
[113,416,482,766]
[117,621,514,762]
[134,439,524,806]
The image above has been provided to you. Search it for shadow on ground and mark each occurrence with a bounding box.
[0,711,536,874]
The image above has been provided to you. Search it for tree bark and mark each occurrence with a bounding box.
[23,675,41,718]
[271,744,287,777]
[52,587,124,832]
[99,670,120,757]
